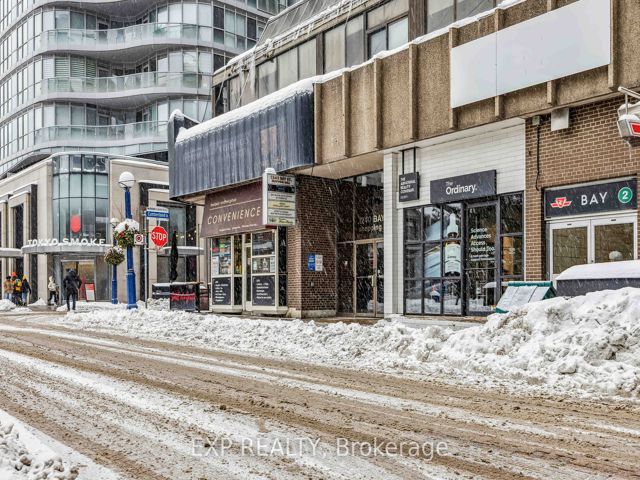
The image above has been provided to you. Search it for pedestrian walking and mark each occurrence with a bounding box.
[12,274,22,305]
[3,276,13,301]
[21,275,31,305]
[63,269,82,311]
[48,276,59,306]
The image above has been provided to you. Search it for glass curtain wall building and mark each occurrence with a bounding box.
[215,0,500,114]
[0,0,295,176]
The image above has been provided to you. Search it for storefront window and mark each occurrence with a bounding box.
[403,194,522,316]
[210,229,286,310]
[211,236,232,275]
[337,171,384,316]
[52,154,109,241]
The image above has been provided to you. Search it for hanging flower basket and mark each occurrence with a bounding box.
[113,219,140,249]
[104,246,125,266]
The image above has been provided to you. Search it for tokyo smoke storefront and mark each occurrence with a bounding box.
[391,121,526,317]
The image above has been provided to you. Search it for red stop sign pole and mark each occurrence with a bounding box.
[150,226,168,249]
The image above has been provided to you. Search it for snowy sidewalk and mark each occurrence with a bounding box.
[4,287,640,398]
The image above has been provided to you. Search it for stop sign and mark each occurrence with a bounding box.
[150,226,168,249]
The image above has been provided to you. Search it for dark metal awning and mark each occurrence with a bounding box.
[169,87,314,199]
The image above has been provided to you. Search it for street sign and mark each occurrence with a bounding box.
[262,170,296,226]
[150,226,169,249]
[145,207,170,220]
[134,233,145,246]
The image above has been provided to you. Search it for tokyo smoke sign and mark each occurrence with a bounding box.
[544,179,637,218]
[430,170,496,203]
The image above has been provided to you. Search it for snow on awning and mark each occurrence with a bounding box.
[169,78,315,199]
[0,248,23,258]
[21,241,111,255]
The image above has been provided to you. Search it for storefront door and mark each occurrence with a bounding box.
[355,240,384,316]
[61,259,95,301]
[244,240,252,310]
[465,202,498,315]
[550,215,636,279]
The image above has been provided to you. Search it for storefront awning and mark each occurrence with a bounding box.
[169,81,315,199]
[0,248,23,258]
[21,241,112,255]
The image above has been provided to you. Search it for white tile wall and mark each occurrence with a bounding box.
[386,121,526,314]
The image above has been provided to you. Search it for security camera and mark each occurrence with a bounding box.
[617,104,640,138]
[618,87,640,138]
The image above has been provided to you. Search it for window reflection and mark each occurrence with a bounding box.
[51,154,108,241]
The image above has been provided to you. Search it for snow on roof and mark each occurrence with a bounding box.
[176,73,340,144]
[219,0,367,75]
[220,0,527,77]
[193,0,531,144]
[556,260,640,281]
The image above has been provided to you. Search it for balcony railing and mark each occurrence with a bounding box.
[40,72,212,94]
[41,23,208,50]
[34,121,167,143]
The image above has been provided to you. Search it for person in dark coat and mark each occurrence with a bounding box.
[63,269,82,311]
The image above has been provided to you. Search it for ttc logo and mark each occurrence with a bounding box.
[550,197,572,209]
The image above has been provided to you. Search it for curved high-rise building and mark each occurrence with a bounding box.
[0,0,294,176]
[0,0,295,302]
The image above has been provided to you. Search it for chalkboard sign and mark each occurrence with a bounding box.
[252,275,275,306]
[212,277,231,305]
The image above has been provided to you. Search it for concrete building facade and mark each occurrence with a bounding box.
[172,0,640,318]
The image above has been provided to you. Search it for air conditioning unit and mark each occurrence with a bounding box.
[618,87,640,138]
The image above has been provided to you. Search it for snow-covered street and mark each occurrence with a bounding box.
[1,291,640,479]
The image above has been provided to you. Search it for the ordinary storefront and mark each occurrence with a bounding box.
[390,120,525,316]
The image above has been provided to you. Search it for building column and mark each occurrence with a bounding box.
[383,152,400,316]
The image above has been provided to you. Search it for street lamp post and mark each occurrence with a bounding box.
[110,217,119,304]
[119,171,138,309]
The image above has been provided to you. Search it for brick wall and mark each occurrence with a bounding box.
[525,97,640,280]
[286,175,339,315]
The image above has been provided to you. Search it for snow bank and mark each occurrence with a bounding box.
[0,299,17,311]
[438,289,640,395]
[0,418,79,480]
[28,299,47,307]
[57,288,640,397]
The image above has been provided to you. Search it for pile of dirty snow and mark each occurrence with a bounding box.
[0,299,17,311]
[28,299,47,307]
[436,289,640,395]
[0,420,78,480]
[53,288,640,397]
[0,300,30,313]
[143,298,169,310]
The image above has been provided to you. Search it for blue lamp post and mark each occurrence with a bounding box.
[118,171,138,309]
[110,217,119,304]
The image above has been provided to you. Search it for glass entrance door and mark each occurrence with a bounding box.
[550,220,589,279]
[466,202,498,315]
[244,238,252,310]
[61,259,96,301]
[550,215,636,279]
[355,241,384,316]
